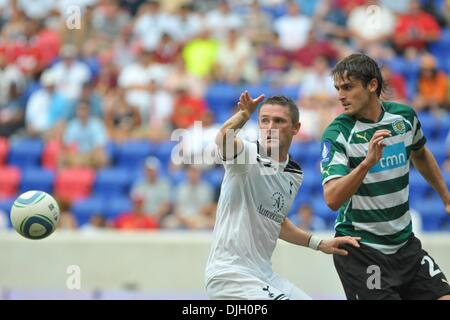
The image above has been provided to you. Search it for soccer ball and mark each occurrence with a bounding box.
[10,191,60,240]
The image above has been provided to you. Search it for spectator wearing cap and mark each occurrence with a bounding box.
[129,156,172,226]
[49,44,92,100]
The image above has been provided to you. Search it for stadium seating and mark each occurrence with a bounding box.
[205,83,238,117]
[154,141,176,168]
[103,197,133,221]
[202,167,224,191]
[411,196,447,231]
[426,141,447,166]
[8,138,43,169]
[41,140,63,170]
[0,166,21,199]
[72,196,133,225]
[311,196,336,228]
[417,112,439,141]
[54,167,95,202]
[409,169,431,199]
[0,197,14,227]
[115,140,156,169]
[19,168,55,194]
[71,197,104,226]
[93,167,133,198]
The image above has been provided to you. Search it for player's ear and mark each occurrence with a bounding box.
[368,78,378,94]
[292,121,301,135]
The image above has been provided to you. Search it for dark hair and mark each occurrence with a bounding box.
[331,53,385,97]
[259,95,299,125]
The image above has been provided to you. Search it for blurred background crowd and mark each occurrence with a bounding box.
[1,0,450,233]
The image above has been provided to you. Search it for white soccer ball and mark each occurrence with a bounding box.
[10,191,60,240]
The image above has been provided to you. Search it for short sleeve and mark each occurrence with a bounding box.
[320,127,350,185]
[410,110,427,151]
[218,139,257,175]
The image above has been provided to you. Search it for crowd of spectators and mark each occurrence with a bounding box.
[1,0,450,231]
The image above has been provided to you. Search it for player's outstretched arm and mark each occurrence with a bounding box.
[279,218,360,255]
[215,90,264,159]
[318,236,361,256]
[411,146,450,215]
[323,129,391,210]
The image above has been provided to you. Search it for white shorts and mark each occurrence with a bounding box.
[206,271,311,300]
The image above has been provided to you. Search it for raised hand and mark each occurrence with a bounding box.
[363,129,391,168]
[238,90,265,117]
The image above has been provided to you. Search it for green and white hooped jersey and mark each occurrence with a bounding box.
[320,101,426,254]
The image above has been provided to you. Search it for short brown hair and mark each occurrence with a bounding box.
[332,53,386,97]
[259,95,299,125]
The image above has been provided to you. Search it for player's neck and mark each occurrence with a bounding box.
[269,149,289,163]
[356,99,383,123]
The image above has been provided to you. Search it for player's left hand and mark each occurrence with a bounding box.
[319,236,361,256]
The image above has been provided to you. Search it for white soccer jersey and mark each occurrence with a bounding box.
[205,139,303,286]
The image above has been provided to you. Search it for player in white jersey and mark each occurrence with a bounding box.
[205,91,361,300]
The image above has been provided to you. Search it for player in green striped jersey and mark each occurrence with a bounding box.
[321,53,450,300]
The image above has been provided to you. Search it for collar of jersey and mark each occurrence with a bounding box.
[256,140,290,168]
[354,101,386,124]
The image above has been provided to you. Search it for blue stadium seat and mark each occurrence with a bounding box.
[417,112,439,141]
[71,197,104,226]
[279,86,300,101]
[288,191,310,217]
[103,197,132,220]
[93,168,132,198]
[426,141,447,166]
[205,83,237,116]
[203,167,224,190]
[289,141,307,163]
[170,170,187,186]
[304,141,322,166]
[115,140,156,169]
[19,168,55,194]
[154,141,175,168]
[8,138,43,169]
[312,196,336,228]
[438,115,450,141]
[409,169,430,199]
[0,198,14,228]
[300,164,322,197]
[429,28,450,68]
[411,196,446,231]
[105,142,118,166]
[387,56,406,75]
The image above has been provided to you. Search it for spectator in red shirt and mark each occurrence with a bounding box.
[291,30,338,68]
[171,86,206,129]
[114,194,159,230]
[394,0,441,53]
